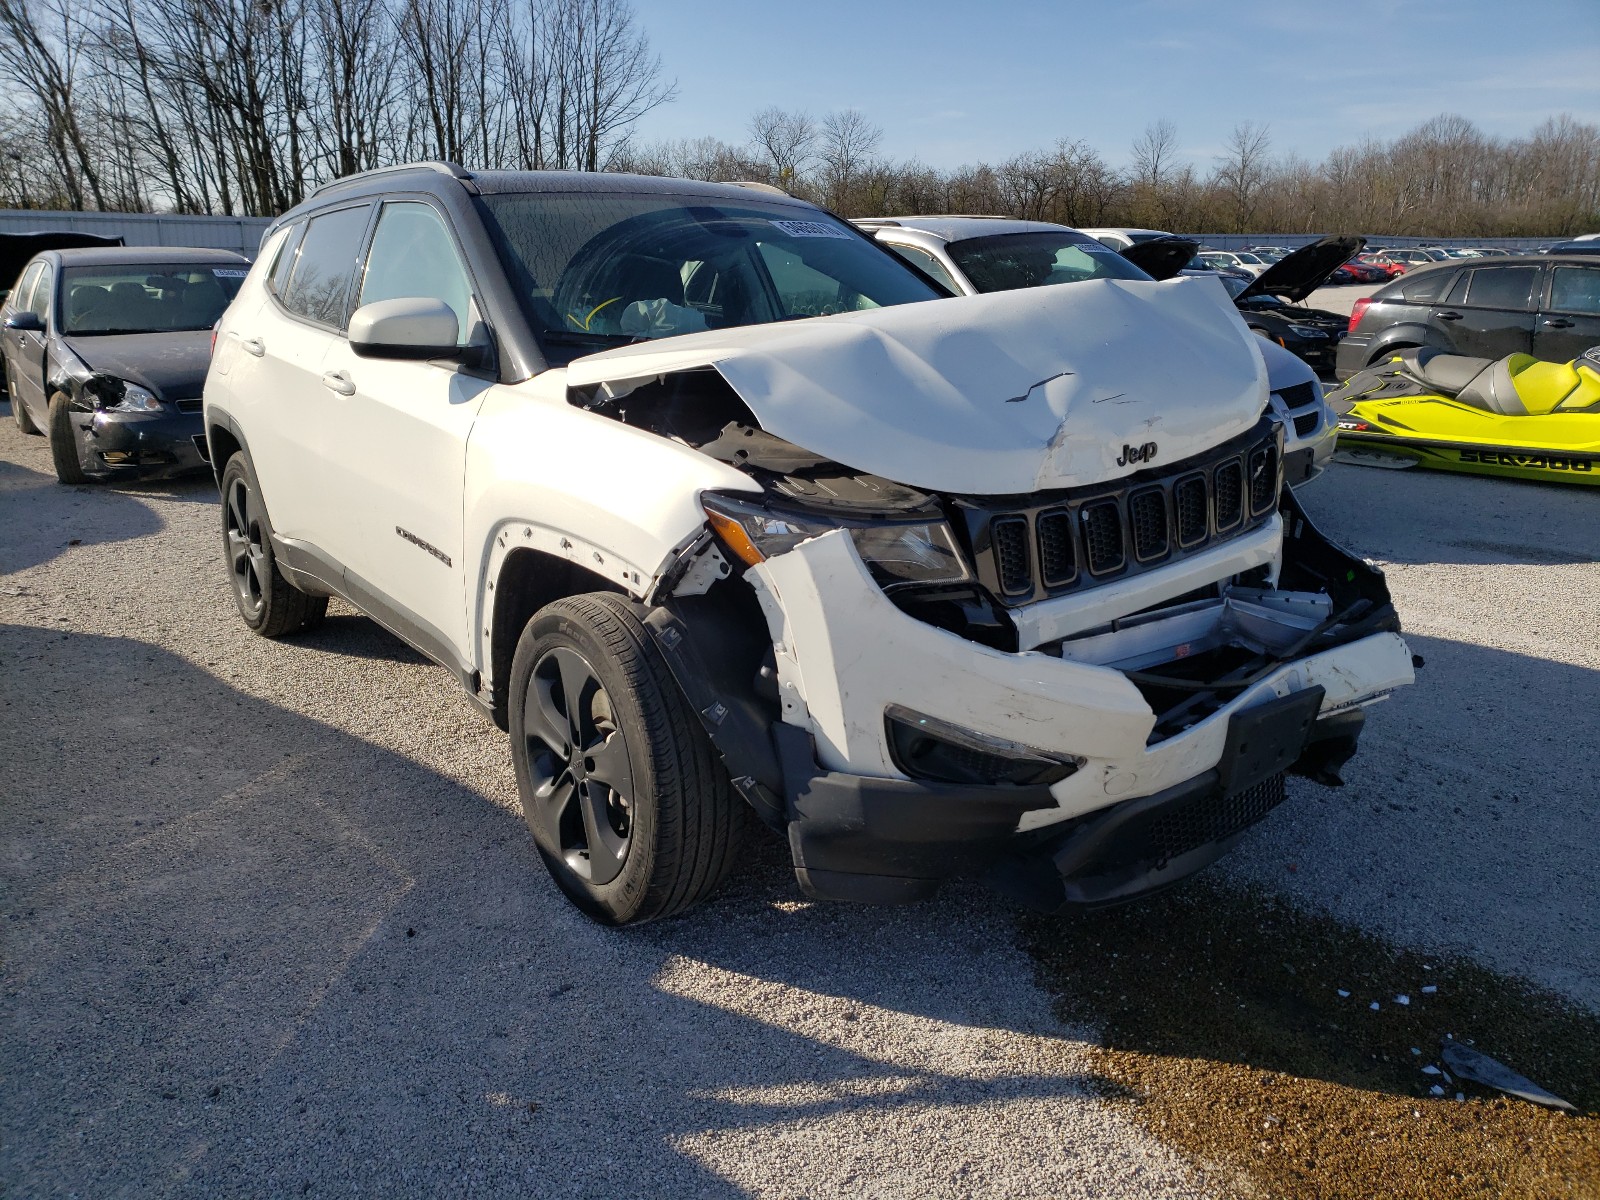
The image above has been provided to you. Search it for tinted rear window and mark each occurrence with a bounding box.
[280,204,372,328]
[1443,265,1537,310]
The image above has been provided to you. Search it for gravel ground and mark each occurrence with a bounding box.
[0,419,1208,1197]
[3,386,1596,1196]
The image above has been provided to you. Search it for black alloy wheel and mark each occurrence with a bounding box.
[507,592,744,925]
[224,469,268,621]
[522,646,636,886]
[218,452,327,637]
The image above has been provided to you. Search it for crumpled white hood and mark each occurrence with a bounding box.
[566,276,1268,495]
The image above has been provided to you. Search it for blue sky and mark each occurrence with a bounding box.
[627,0,1600,170]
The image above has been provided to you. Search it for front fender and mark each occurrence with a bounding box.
[463,375,760,672]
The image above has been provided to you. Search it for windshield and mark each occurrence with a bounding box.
[477,192,939,362]
[1218,274,1253,298]
[945,231,1150,294]
[1234,253,1266,265]
[61,263,246,334]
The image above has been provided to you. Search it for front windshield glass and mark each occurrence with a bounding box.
[1234,253,1265,265]
[1219,274,1253,298]
[477,192,940,362]
[945,231,1150,293]
[60,263,246,334]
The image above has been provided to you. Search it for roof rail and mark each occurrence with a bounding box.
[308,161,478,200]
[726,180,792,197]
[852,218,901,227]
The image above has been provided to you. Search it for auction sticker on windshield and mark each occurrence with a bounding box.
[769,219,852,240]
[212,268,249,278]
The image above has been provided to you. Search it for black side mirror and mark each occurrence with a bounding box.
[4,311,44,332]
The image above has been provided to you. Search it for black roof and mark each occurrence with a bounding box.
[293,161,819,219]
[46,245,249,268]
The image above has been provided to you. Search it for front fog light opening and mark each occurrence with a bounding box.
[885,705,1081,787]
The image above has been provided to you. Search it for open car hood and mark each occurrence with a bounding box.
[1117,236,1200,281]
[1236,235,1366,304]
[566,277,1267,496]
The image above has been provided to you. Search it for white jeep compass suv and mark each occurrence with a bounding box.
[205,163,1415,925]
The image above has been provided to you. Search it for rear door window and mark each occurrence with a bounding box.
[279,204,373,328]
[1445,266,1538,310]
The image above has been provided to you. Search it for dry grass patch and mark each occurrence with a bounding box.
[1022,880,1599,1199]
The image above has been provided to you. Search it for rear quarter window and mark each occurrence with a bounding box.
[1390,268,1454,304]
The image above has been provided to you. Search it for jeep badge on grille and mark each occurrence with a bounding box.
[1117,442,1158,467]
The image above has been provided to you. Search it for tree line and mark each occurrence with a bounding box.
[0,0,671,215]
[0,0,1594,238]
[616,110,1600,238]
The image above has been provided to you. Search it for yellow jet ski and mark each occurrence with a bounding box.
[1329,345,1600,486]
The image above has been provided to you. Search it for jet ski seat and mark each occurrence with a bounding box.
[1396,347,1494,397]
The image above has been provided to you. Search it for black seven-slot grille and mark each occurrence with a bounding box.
[959,416,1283,607]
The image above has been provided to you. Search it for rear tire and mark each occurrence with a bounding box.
[6,360,40,435]
[219,451,328,637]
[47,392,88,484]
[509,592,743,925]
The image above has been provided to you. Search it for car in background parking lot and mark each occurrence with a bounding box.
[2,246,250,482]
[1538,240,1600,257]
[1336,254,1600,378]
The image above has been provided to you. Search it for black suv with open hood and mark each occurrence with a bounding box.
[1125,235,1363,373]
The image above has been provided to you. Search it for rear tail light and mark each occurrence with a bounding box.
[1349,298,1373,333]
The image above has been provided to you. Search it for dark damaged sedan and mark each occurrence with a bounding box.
[2,246,249,483]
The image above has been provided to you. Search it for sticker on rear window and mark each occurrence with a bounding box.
[769,219,851,240]
[212,268,249,278]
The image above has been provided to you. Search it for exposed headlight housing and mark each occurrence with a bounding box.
[104,383,163,413]
[701,492,974,590]
[1287,324,1329,339]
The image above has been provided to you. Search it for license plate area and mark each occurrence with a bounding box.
[1215,685,1325,794]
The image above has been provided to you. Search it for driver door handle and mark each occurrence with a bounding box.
[321,369,356,396]
[241,337,265,356]
[1436,310,1463,321]
[1543,318,1575,329]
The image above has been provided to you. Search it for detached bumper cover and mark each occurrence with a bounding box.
[739,518,1412,907]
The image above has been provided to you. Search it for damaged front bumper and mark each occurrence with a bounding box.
[68,405,209,479]
[661,489,1413,910]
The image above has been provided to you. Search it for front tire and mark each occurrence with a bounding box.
[509,593,743,925]
[47,392,88,484]
[219,451,328,637]
[6,360,40,435]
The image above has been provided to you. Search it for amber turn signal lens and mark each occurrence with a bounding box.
[704,508,766,567]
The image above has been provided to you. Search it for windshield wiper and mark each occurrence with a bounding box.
[540,330,642,348]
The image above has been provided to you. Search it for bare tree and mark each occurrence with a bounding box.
[1130,119,1178,188]
[816,108,881,209]
[1213,120,1272,231]
[749,106,816,190]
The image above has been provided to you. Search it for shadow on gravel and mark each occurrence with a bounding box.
[0,458,168,574]
[1305,462,1600,567]
[293,612,431,664]
[1,624,1108,1199]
